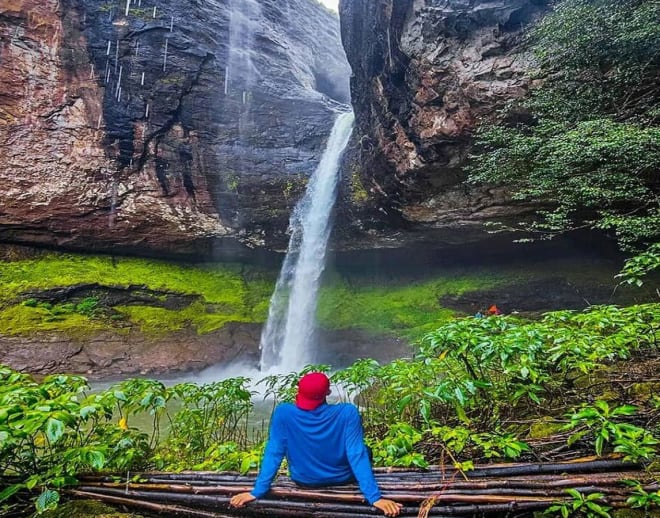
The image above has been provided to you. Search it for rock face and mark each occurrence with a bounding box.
[0,0,350,258]
[0,320,411,379]
[0,324,262,379]
[338,0,548,242]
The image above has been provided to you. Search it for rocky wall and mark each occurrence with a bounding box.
[338,0,549,243]
[0,0,350,258]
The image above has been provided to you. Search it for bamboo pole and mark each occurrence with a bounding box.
[78,480,658,500]
[69,490,232,517]
[101,456,632,480]
[71,459,659,518]
[80,471,656,491]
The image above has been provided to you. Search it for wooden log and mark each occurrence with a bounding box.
[81,471,646,491]
[79,471,657,493]
[71,460,658,518]
[81,457,638,484]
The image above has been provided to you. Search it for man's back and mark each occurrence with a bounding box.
[230,372,402,516]
[274,402,362,484]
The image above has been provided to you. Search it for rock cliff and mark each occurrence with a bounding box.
[338,0,549,245]
[0,0,350,258]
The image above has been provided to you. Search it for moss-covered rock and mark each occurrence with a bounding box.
[612,509,660,518]
[528,417,565,439]
[42,499,146,518]
[0,253,273,338]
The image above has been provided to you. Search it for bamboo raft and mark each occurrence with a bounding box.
[73,458,659,517]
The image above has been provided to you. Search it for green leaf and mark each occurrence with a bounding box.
[595,434,605,456]
[239,456,253,474]
[0,483,23,503]
[612,404,637,416]
[566,488,582,499]
[45,418,65,444]
[79,405,97,419]
[35,489,59,514]
[567,430,588,446]
[86,450,105,470]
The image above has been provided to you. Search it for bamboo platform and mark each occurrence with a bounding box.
[73,458,659,517]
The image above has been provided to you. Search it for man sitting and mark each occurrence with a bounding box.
[230,372,402,516]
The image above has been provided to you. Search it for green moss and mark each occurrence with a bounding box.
[116,301,252,336]
[528,417,565,439]
[0,304,107,338]
[0,253,274,338]
[612,510,659,518]
[317,272,508,340]
[350,169,369,204]
[42,500,145,518]
[631,382,660,402]
[0,253,271,308]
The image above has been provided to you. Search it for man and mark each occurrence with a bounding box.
[230,372,403,517]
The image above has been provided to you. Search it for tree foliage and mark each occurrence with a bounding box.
[469,0,660,281]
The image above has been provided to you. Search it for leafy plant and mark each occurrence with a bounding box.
[545,489,611,518]
[624,480,660,510]
[367,423,428,468]
[565,401,658,460]
[0,366,151,514]
[258,365,330,410]
[157,378,254,469]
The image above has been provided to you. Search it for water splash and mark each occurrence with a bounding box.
[259,111,355,372]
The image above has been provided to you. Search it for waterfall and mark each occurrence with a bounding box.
[259,111,355,372]
[225,0,260,98]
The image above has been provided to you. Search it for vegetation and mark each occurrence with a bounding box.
[0,254,272,338]
[317,276,476,338]
[2,1,659,517]
[469,0,660,283]
[2,251,629,341]
[3,304,657,515]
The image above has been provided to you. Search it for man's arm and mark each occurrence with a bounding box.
[344,406,402,516]
[230,407,287,507]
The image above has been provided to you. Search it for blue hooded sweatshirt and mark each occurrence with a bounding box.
[250,402,382,505]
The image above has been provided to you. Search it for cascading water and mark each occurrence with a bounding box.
[225,0,260,99]
[259,111,355,372]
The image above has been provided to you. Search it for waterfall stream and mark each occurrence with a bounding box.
[225,0,260,97]
[259,111,355,372]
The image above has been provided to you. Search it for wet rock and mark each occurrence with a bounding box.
[0,323,262,379]
[0,0,350,258]
[439,277,646,316]
[21,283,200,310]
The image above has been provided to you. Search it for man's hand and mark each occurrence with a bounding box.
[229,492,256,508]
[373,498,403,517]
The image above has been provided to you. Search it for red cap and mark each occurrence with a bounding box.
[295,372,330,411]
